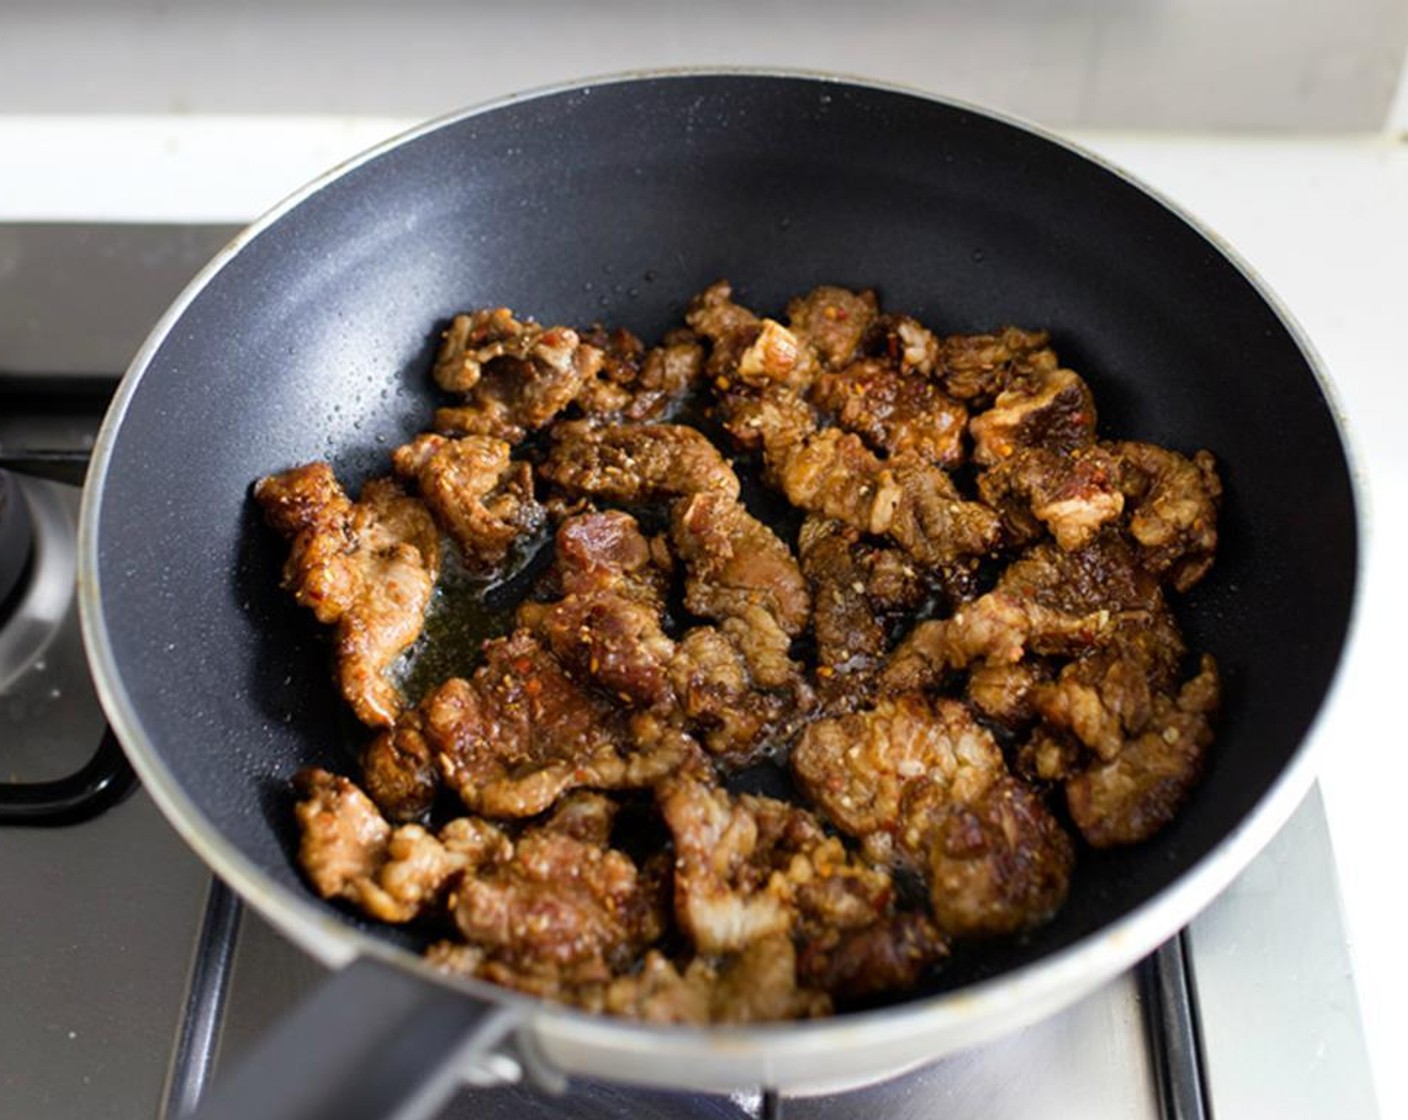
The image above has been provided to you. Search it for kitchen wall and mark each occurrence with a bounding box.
[2,0,1406,131]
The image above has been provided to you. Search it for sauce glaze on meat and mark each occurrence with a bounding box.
[256,281,1222,1022]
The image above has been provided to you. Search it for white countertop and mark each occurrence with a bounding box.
[3,113,1404,1118]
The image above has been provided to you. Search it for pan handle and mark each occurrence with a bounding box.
[192,956,522,1120]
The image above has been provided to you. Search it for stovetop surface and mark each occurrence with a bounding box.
[0,222,1378,1120]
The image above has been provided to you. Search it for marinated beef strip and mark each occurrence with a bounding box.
[977,444,1124,551]
[254,463,439,728]
[1109,441,1222,591]
[864,313,941,377]
[798,516,925,710]
[605,936,832,1024]
[881,535,1164,693]
[658,775,947,997]
[935,326,1059,407]
[429,792,670,1000]
[431,308,604,443]
[518,511,678,711]
[968,364,1097,468]
[811,358,969,468]
[771,429,1002,569]
[1063,654,1220,847]
[391,433,544,575]
[539,420,742,505]
[793,695,1073,938]
[574,325,707,423]
[785,284,879,371]
[668,491,815,757]
[294,768,508,923]
[420,630,694,818]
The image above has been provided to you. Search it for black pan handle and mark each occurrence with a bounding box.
[193,956,522,1120]
[0,724,138,825]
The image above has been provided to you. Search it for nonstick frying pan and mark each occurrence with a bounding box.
[78,72,1359,1116]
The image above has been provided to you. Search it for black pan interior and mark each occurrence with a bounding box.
[94,76,1356,995]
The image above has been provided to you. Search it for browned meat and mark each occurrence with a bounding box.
[575,325,706,422]
[1032,613,1187,762]
[360,710,440,822]
[605,937,833,1024]
[1066,655,1220,847]
[553,508,671,608]
[659,775,883,953]
[966,659,1051,730]
[799,517,924,708]
[432,309,602,443]
[422,631,693,817]
[663,626,794,759]
[786,285,879,370]
[772,429,1002,568]
[811,358,969,468]
[671,492,810,642]
[539,421,741,505]
[525,591,678,710]
[293,768,508,922]
[254,464,439,728]
[969,365,1097,468]
[712,318,820,394]
[794,695,1005,842]
[978,444,1124,550]
[1110,441,1222,591]
[936,327,1057,405]
[685,278,761,342]
[882,536,1164,692]
[864,313,941,377]
[796,911,947,1003]
[794,694,1072,938]
[900,772,1074,938]
[444,792,669,995]
[391,433,543,574]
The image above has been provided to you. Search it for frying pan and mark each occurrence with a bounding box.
[78,72,1359,1116]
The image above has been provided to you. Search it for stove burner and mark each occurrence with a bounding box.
[0,469,34,620]
[0,472,75,690]
[0,470,136,825]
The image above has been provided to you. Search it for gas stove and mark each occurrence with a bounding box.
[0,222,1378,1120]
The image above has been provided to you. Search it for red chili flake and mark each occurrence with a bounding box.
[512,657,534,674]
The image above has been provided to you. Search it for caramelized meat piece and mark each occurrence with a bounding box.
[659,776,948,1004]
[794,695,1072,938]
[1110,441,1222,591]
[685,278,761,342]
[423,631,692,817]
[969,365,1097,467]
[254,464,438,728]
[294,768,507,922]
[606,937,833,1024]
[1032,613,1187,761]
[671,492,810,643]
[900,772,1073,938]
[882,536,1163,691]
[539,421,741,505]
[391,433,543,574]
[966,659,1051,730]
[554,508,671,608]
[786,285,878,370]
[794,695,1004,842]
[517,509,679,709]
[666,626,799,759]
[361,710,440,822]
[977,444,1124,550]
[575,326,706,422]
[811,358,968,467]
[1066,655,1220,847]
[864,313,941,377]
[432,309,602,442]
[444,792,669,995]
[799,517,924,708]
[936,327,1057,406]
[773,429,1002,568]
